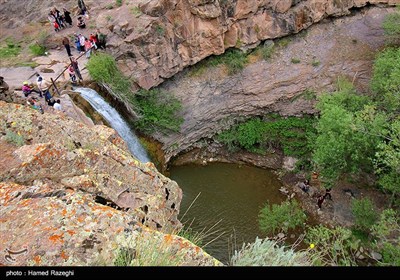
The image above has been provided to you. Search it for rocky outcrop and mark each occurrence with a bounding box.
[106,0,396,89]
[0,101,220,265]
[155,7,394,162]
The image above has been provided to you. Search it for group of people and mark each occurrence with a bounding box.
[48,7,73,32]
[48,0,88,32]
[22,74,62,113]
[297,179,332,210]
[73,30,106,58]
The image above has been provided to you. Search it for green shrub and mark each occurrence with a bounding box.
[291,58,301,64]
[311,59,320,67]
[217,114,316,159]
[371,209,400,266]
[231,237,310,266]
[116,0,123,7]
[382,8,400,46]
[224,49,248,74]
[134,89,183,134]
[351,198,378,233]
[261,44,275,61]
[5,130,24,146]
[0,39,21,58]
[29,43,46,56]
[130,6,142,17]
[305,225,359,266]
[259,200,307,236]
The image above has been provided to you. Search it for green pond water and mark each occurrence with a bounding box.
[168,162,284,264]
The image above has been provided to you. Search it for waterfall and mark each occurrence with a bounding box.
[74,87,150,163]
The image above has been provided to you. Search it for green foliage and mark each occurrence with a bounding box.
[116,0,123,7]
[306,225,359,266]
[130,6,142,17]
[0,38,21,58]
[113,234,186,266]
[5,130,24,146]
[277,38,290,48]
[312,80,377,186]
[291,58,301,64]
[371,209,400,266]
[351,198,378,233]
[223,49,248,74]
[259,200,307,236]
[261,43,275,61]
[231,237,310,266]
[370,47,400,114]
[382,9,400,46]
[155,25,165,36]
[87,53,183,135]
[29,43,46,56]
[217,115,316,160]
[106,4,114,9]
[311,59,320,67]
[134,89,183,134]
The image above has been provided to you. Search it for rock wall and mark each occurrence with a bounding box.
[157,6,394,162]
[105,0,397,89]
[0,101,220,265]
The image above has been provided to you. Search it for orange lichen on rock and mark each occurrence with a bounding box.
[49,234,64,244]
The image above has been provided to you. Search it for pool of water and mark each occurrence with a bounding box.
[168,162,284,264]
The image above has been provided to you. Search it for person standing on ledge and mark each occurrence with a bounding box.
[62,36,72,57]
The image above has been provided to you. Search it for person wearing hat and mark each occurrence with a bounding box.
[22,81,40,97]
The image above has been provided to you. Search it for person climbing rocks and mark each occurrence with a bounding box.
[96,29,106,49]
[317,194,325,209]
[84,38,93,58]
[27,96,44,114]
[22,81,40,97]
[324,188,332,201]
[62,36,72,57]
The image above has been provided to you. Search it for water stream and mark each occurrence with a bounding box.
[74,87,150,163]
[75,87,284,264]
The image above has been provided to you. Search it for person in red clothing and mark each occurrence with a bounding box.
[89,33,98,49]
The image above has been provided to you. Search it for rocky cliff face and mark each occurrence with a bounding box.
[106,0,396,89]
[158,6,394,162]
[0,101,219,266]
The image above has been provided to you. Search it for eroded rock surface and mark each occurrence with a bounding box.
[0,101,220,265]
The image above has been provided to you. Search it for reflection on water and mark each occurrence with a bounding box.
[168,162,284,264]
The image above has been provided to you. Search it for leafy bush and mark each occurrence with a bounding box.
[134,89,183,134]
[259,200,307,236]
[5,130,24,146]
[371,209,400,266]
[351,198,378,233]
[116,0,123,7]
[217,114,316,159]
[370,47,400,114]
[29,43,46,56]
[305,225,359,266]
[231,237,310,266]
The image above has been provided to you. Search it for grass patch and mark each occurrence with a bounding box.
[261,43,275,61]
[29,43,46,56]
[5,130,25,146]
[130,6,142,17]
[0,39,21,59]
[277,38,290,48]
[116,0,123,7]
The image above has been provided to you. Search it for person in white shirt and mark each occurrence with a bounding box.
[53,99,62,111]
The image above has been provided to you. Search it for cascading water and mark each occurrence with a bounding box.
[74,87,150,163]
